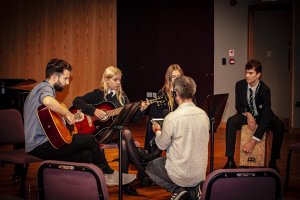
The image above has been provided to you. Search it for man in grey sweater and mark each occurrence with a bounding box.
[146,75,210,200]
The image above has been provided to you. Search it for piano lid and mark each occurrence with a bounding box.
[0,79,36,94]
[0,78,36,88]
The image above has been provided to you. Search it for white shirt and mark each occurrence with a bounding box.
[108,89,116,97]
[155,102,210,187]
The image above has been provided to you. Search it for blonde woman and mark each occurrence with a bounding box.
[73,66,150,194]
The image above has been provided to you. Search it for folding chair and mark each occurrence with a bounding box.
[38,160,109,200]
[201,168,282,200]
[0,109,42,197]
[285,142,300,190]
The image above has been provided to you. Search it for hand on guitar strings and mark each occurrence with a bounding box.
[94,108,107,120]
[140,99,150,111]
[65,112,76,125]
[65,111,84,124]
[74,112,84,123]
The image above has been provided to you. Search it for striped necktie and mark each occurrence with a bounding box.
[249,88,255,116]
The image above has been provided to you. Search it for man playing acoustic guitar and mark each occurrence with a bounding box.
[24,58,136,186]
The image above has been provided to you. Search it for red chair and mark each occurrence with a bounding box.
[285,143,300,190]
[38,160,109,200]
[0,109,42,197]
[201,168,282,200]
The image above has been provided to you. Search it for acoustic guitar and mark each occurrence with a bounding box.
[37,104,83,149]
[69,96,166,138]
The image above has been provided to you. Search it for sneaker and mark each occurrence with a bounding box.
[104,171,136,186]
[170,190,189,200]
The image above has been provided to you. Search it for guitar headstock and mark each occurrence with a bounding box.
[148,95,167,106]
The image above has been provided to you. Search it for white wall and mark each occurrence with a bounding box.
[214,0,250,122]
[214,0,300,128]
[293,1,300,128]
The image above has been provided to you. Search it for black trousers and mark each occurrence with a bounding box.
[121,129,147,180]
[29,134,113,173]
[225,113,284,161]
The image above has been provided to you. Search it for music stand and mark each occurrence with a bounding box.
[104,102,141,200]
[203,93,229,172]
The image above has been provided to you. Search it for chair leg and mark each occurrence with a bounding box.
[13,164,23,184]
[18,163,29,198]
[285,149,292,191]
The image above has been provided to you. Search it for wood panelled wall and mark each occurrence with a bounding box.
[0,0,116,106]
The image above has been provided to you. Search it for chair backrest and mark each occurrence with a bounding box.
[201,168,282,200]
[290,142,300,151]
[0,109,24,145]
[38,160,109,200]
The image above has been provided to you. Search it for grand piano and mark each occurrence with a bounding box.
[0,78,36,114]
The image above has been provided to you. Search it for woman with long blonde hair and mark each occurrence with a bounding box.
[73,66,150,194]
[99,66,126,106]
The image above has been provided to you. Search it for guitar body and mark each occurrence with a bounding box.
[38,105,76,149]
[69,102,116,136]
[69,97,166,141]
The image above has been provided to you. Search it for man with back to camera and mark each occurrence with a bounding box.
[146,75,210,200]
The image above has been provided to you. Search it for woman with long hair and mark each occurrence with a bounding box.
[72,66,150,194]
[143,64,184,156]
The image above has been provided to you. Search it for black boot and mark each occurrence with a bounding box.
[223,157,237,169]
[269,161,280,173]
[122,184,138,195]
[140,149,162,164]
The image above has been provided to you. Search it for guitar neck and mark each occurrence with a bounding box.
[148,98,158,104]
[104,96,165,117]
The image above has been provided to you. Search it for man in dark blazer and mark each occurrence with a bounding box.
[223,59,284,172]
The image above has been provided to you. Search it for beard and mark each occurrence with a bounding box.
[53,81,64,92]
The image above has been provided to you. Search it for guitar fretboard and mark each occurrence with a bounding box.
[104,97,164,117]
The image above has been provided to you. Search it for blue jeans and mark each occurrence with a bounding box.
[146,157,178,193]
[146,157,201,199]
